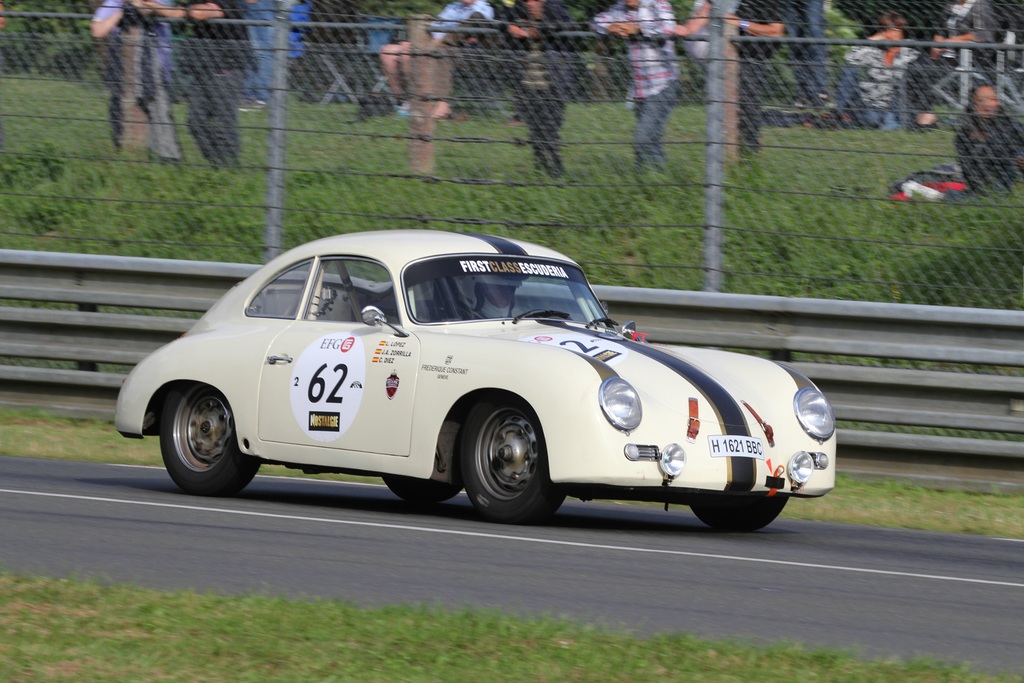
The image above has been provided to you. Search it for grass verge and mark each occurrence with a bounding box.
[0,574,1020,683]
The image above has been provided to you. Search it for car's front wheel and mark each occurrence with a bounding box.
[160,384,259,496]
[460,396,564,524]
[690,496,788,532]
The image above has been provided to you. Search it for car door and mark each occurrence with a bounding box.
[256,257,420,457]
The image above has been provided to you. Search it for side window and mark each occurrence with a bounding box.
[246,261,312,319]
[305,258,398,323]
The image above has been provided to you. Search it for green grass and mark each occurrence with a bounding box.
[1,77,1021,309]
[2,573,1021,683]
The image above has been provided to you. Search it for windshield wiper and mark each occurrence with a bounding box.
[586,316,618,330]
[512,309,571,324]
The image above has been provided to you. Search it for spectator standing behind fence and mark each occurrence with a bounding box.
[783,0,828,108]
[287,0,316,102]
[675,0,713,63]
[496,0,528,127]
[166,0,253,166]
[240,0,272,111]
[379,0,495,119]
[835,12,917,131]
[91,0,182,162]
[506,0,573,178]
[905,0,996,131]
[592,0,679,173]
[725,0,784,154]
[948,83,1024,199]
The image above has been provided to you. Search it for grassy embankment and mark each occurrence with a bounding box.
[1,79,1020,308]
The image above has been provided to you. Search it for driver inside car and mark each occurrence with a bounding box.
[469,275,521,319]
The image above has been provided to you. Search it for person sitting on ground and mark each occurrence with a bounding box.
[379,0,495,119]
[949,82,1024,198]
[835,11,917,131]
[905,0,996,131]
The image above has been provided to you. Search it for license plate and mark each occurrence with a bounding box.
[707,435,765,459]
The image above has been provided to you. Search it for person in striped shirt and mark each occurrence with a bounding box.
[592,0,679,172]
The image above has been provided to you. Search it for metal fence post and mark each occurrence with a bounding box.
[702,2,727,293]
[263,0,292,262]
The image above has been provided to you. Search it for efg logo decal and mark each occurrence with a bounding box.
[308,411,341,432]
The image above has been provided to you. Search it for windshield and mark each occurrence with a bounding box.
[403,255,606,324]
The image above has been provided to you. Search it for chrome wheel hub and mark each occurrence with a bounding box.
[179,395,232,470]
[480,413,537,499]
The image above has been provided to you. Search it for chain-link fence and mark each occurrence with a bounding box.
[0,2,1021,310]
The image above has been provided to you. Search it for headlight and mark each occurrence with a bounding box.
[789,451,814,485]
[599,377,642,432]
[659,442,686,478]
[793,387,835,441]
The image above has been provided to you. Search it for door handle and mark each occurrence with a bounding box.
[267,354,293,365]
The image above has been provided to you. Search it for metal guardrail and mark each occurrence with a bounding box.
[2,249,1022,491]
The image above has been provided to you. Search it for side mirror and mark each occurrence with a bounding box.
[361,305,410,338]
[361,305,386,326]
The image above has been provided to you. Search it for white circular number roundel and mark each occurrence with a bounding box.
[522,332,629,366]
[290,334,367,443]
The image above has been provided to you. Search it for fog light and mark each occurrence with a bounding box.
[812,452,829,470]
[659,443,686,479]
[788,451,814,485]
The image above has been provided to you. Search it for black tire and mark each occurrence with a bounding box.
[160,384,259,497]
[383,474,461,505]
[690,496,788,532]
[460,396,565,525]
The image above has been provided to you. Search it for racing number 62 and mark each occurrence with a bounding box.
[306,363,349,403]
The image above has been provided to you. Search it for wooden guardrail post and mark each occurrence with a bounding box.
[407,14,444,174]
[120,25,148,150]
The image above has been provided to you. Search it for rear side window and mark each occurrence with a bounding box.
[306,258,398,323]
[246,261,312,319]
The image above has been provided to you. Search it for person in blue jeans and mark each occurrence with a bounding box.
[784,0,828,107]
[834,12,917,130]
[241,0,274,108]
[592,0,680,173]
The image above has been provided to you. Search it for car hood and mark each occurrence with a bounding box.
[466,320,809,432]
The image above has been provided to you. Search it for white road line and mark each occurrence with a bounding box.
[2,487,1021,589]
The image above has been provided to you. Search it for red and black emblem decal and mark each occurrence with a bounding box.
[385,372,400,400]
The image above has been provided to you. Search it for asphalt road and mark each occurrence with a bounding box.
[1,455,1021,675]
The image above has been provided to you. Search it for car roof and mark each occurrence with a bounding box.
[264,230,579,274]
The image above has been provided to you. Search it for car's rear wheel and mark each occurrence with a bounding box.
[460,396,564,524]
[690,496,788,532]
[382,475,461,505]
[160,384,259,496]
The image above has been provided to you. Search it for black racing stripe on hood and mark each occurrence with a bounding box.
[778,363,817,389]
[626,342,757,492]
[543,321,755,491]
[465,232,528,256]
